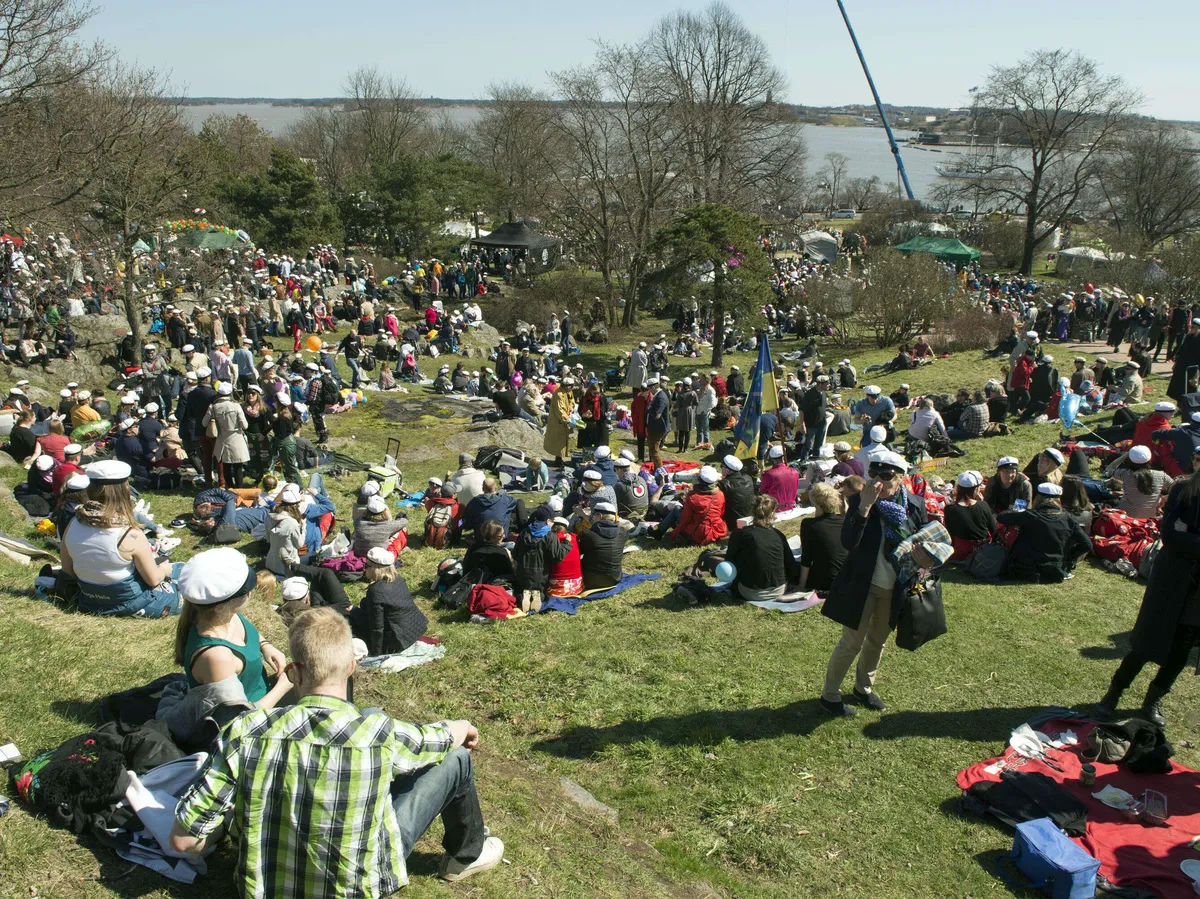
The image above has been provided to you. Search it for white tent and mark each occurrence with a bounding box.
[1056,246,1110,272]
[800,230,839,263]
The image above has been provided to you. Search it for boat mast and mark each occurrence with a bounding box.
[834,0,915,201]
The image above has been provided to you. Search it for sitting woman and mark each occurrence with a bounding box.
[546,516,583,597]
[726,494,800,602]
[1061,475,1095,533]
[53,472,90,541]
[463,519,515,582]
[352,479,382,521]
[943,470,997,561]
[174,547,292,710]
[798,483,848,593]
[350,547,428,656]
[996,482,1092,583]
[651,465,728,546]
[1105,444,1172,519]
[352,494,408,559]
[26,454,56,501]
[577,500,626,591]
[60,460,183,616]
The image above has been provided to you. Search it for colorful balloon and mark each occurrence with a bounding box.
[714,561,737,583]
[306,335,322,352]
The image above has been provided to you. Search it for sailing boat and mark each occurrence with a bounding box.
[936,129,1004,180]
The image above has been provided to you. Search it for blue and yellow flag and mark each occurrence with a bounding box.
[732,335,779,461]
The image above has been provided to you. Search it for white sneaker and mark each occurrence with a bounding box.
[439,835,504,882]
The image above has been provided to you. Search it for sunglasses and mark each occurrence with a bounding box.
[868,468,898,481]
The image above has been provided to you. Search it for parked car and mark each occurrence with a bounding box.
[831,208,857,219]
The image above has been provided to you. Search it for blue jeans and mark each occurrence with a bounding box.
[391,747,486,864]
[652,503,683,538]
[347,358,361,389]
[945,427,975,441]
[697,416,711,445]
[77,562,184,617]
[801,420,827,462]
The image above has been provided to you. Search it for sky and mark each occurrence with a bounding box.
[81,0,1200,121]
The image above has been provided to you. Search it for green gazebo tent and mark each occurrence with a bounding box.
[894,236,981,265]
[174,229,241,249]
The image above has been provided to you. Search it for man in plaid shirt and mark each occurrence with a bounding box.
[169,608,503,896]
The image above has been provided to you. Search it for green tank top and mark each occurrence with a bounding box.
[184,612,269,703]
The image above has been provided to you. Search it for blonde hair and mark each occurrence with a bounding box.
[811,482,845,516]
[363,560,397,584]
[752,493,778,528]
[289,607,354,685]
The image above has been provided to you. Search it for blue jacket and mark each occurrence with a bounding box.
[464,493,516,534]
[1153,424,1200,476]
[302,493,336,555]
[646,389,671,435]
[583,458,617,487]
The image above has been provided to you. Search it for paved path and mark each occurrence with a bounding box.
[1042,336,1175,381]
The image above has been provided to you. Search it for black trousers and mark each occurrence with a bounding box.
[1110,629,1198,694]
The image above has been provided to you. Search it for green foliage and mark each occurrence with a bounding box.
[653,203,774,365]
[223,146,341,251]
[341,152,506,257]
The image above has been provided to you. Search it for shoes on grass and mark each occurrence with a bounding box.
[851,689,886,712]
[819,697,858,718]
[439,836,504,882]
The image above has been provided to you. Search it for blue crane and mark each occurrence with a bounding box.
[834,0,915,200]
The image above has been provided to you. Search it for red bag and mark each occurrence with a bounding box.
[1092,509,1159,542]
[467,584,516,619]
[1091,535,1131,562]
[1128,537,1156,570]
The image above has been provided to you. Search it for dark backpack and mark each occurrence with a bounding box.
[209,521,241,545]
[965,542,1008,580]
[439,568,486,610]
[319,377,341,408]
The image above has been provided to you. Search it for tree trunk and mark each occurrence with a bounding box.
[709,262,725,368]
[121,219,143,347]
[1019,209,1039,276]
[622,256,644,327]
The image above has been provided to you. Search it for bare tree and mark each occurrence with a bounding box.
[645,2,802,210]
[1096,124,1200,249]
[549,42,682,326]
[818,152,849,211]
[85,65,204,344]
[286,107,353,195]
[843,175,888,212]
[975,48,1140,274]
[343,65,425,169]
[0,0,111,216]
[468,82,562,222]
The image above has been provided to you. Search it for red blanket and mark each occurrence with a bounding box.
[957,718,1200,898]
[640,460,702,475]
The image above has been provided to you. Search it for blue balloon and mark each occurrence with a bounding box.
[1060,393,1081,429]
[714,561,737,583]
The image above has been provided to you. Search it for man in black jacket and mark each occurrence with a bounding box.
[181,367,217,486]
[645,379,672,467]
[613,458,650,520]
[1022,355,1059,421]
[578,502,626,590]
[338,329,363,389]
[718,455,756,531]
[726,365,745,399]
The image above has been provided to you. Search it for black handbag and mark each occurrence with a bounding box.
[895,575,947,651]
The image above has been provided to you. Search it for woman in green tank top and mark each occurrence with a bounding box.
[174,547,293,709]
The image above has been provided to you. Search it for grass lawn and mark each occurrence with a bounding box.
[0,302,1188,899]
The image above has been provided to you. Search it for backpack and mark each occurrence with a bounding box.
[965,542,1008,580]
[440,568,486,610]
[360,353,376,373]
[424,503,456,550]
[319,377,341,408]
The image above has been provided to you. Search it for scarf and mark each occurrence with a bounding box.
[875,487,913,550]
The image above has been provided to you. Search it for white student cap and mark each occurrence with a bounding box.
[177,547,256,606]
[281,577,310,601]
[1037,482,1063,496]
[366,547,395,566]
[366,495,387,514]
[85,460,130,484]
[722,454,743,471]
[698,465,720,484]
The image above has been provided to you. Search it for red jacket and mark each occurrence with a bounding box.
[549,533,582,580]
[1011,356,1033,390]
[1133,412,1171,465]
[672,488,728,547]
[712,375,728,399]
[631,394,648,438]
[51,460,84,499]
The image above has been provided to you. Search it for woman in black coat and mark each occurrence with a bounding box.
[819,451,927,718]
[350,549,427,656]
[1095,455,1200,727]
[995,483,1091,583]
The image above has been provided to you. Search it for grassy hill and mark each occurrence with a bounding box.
[0,300,1181,899]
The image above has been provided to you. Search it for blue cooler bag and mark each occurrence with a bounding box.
[998,818,1100,899]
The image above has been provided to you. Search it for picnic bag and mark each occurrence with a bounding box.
[965,541,1008,580]
[997,817,1100,899]
[895,575,947,651]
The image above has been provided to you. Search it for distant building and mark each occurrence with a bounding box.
[924,115,938,124]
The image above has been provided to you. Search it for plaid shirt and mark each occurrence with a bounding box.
[959,402,989,437]
[175,695,453,899]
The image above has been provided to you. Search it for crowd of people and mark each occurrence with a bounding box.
[7,218,1200,897]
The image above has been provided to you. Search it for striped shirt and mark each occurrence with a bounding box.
[175,695,453,899]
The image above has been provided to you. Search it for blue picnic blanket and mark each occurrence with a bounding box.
[397,490,426,508]
[538,572,663,615]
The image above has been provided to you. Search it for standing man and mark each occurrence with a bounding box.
[339,328,363,390]
[1166,299,1190,362]
[799,375,829,462]
[626,342,648,393]
[181,367,217,486]
[645,378,672,468]
[304,362,331,444]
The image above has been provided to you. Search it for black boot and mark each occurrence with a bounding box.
[1093,680,1125,719]
[1142,684,1168,729]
